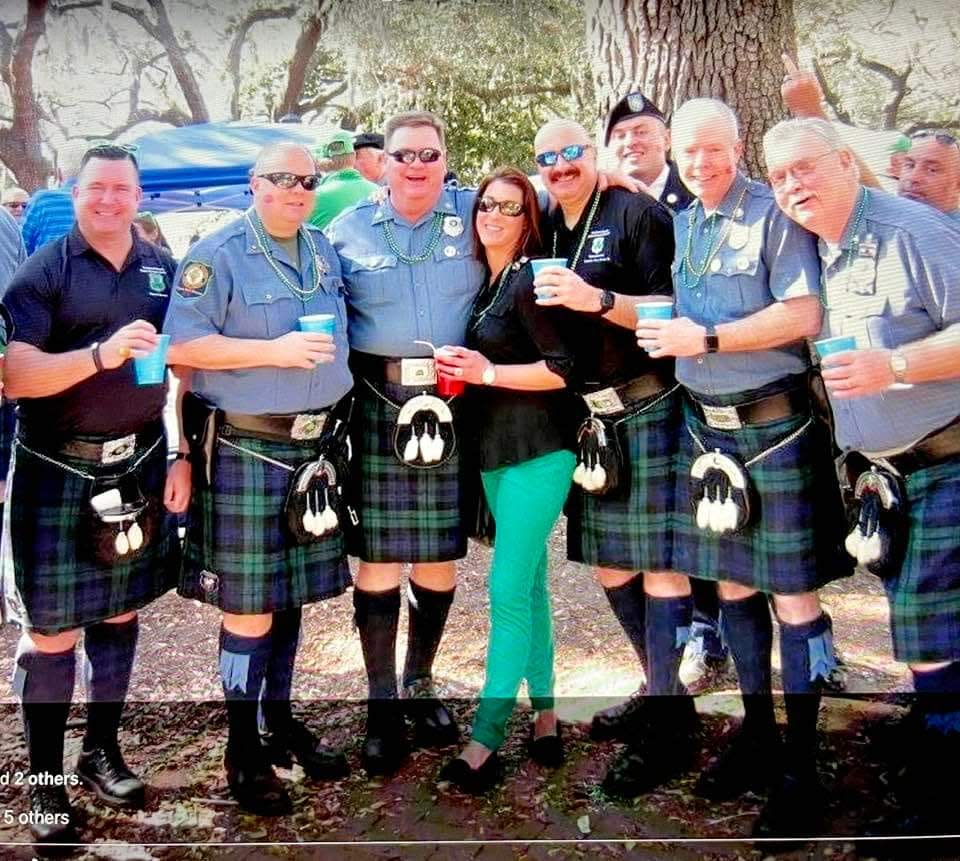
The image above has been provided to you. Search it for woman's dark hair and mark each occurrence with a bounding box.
[470,166,542,270]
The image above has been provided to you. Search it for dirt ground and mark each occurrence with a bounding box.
[0,521,936,860]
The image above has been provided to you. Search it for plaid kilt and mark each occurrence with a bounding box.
[349,381,467,563]
[181,434,351,613]
[674,401,850,594]
[1,436,178,634]
[884,457,960,663]
[566,388,680,571]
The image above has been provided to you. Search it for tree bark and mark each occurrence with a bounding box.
[586,0,798,177]
[275,0,337,120]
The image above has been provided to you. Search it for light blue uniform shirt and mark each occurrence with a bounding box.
[163,209,353,414]
[325,186,485,357]
[819,188,960,453]
[673,172,821,396]
[0,207,26,292]
[947,208,960,223]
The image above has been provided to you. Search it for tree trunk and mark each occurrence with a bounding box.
[586,0,797,177]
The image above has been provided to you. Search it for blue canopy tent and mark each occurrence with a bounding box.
[131,121,332,213]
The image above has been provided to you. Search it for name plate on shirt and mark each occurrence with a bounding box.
[582,387,625,416]
[701,404,743,431]
[400,358,437,387]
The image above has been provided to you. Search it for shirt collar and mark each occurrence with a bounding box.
[648,163,671,201]
[66,224,145,267]
[371,186,458,226]
[711,171,750,220]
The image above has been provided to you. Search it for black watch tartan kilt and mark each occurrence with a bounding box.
[348,381,468,563]
[566,386,680,572]
[673,400,852,595]
[181,434,351,614]
[881,456,960,664]
[1,436,179,635]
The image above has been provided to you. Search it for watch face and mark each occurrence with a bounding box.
[601,290,615,311]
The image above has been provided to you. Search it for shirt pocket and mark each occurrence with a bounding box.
[430,242,481,298]
[238,277,298,339]
[345,254,398,306]
[709,240,767,318]
[835,256,888,345]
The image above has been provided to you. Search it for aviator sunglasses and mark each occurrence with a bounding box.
[477,196,524,217]
[534,143,593,167]
[909,130,959,150]
[388,148,443,165]
[256,172,321,191]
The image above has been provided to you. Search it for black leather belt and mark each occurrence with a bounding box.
[580,370,674,416]
[19,420,164,465]
[687,387,808,430]
[884,416,960,476]
[351,351,437,386]
[220,411,331,444]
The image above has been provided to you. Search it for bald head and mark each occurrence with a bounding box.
[534,119,591,151]
[250,141,318,238]
[253,141,317,177]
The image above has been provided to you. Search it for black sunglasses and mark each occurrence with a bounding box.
[910,130,959,149]
[83,140,140,166]
[257,172,321,191]
[388,148,443,165]
[477,196,524,217]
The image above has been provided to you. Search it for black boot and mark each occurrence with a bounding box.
[28,783,79,856]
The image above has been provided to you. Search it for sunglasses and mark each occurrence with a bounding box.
[910,130,959,149]
[256,172,321,191]
[477,196,524,217]
[83,140,140,164]
[388,148,443,165]
[534,143,592,167]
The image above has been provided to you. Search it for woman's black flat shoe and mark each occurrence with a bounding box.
[438,753,502,794]
[529,720,565,768]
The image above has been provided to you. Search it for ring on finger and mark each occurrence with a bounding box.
[118,346,131,358]
[454,368,464,377]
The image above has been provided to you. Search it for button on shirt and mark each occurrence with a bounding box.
[1,226,176,439]
[163,211,353,414]
[325,187,485,357]
[819,187,960,453]
[673,172,820,396]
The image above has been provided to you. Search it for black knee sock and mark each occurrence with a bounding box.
[83,616,138,751]
[603,574,647,676]
[645,594,692,697]
[219,627,272,754]
[719,593,776,736]
[912,662,960,735]
[780,612,833,772]
[13,635,76,777]
[261,607,302,733]
[402,581,454,688]
[354,587,401,700]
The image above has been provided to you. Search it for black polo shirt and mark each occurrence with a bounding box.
[1,226,177,440]
[543,186,675,390]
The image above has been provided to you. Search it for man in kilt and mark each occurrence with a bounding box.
[528,119,693,794]
[325,111,484,774]
[635,100,850,838]
[764,117,960,836]
[0,143,188,849]
[165,142,353,815]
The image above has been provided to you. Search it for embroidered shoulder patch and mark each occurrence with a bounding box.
[177,262,212,299]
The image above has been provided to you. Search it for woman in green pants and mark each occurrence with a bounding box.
[435,167,577,792]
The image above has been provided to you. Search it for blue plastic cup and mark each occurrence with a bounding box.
[529,257,567,278]
[134,334,170,385]
[635,300,674,320]
[298,314,336,335]
[814,335,857,359]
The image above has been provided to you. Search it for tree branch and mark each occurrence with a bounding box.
[856,54,911,129]
[227,5,296,120]
[296,79,348,115]
[276,1,337,119]
[812,57,852,125]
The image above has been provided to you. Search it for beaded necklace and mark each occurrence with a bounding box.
[382,211,444,264]
[551,186,602,272]
[677,188,748,290]
[470,260,521,330]
[820,188,871,311]
[244,211,323,300]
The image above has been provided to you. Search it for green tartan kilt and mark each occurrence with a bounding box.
[883,457,960,663]
[1,435,179,635]
[180,434,350,613]
[348,381,467,563]
[566,388,680,571]
[674,401,851,595]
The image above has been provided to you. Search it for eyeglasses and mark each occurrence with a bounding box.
[477,196,524,217]
[768,149,838,190]
[388,148,443,165]
[910,130,959,150]
[534,144,593,167]
[256,172,321,191]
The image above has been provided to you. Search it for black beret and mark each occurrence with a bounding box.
[353,132,385,151]
[604,91,667,145]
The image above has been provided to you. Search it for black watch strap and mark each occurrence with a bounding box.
[705,325,720,354]
[599,290,615,315]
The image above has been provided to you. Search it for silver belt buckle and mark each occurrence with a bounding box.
[291,413,327,441]
[701,404,743,431]
[582,387,625,416]
[101,434,136,465]
[400,358,437,386]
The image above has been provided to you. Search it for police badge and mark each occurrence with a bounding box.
[442,216,464,237]
[177,262,212,299]
[627,93,646,112]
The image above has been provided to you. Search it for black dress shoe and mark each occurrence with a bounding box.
[28,784,78,857]
[363,701,409,776]
[751,769,822,840]
[694,724,781,801]
[225,747,292,816]
[529,721,565,768]
[262,719,349,780]
[589,688,648,742]
[76,746,146,809]
[438,753,501,794]
[402,678,460,747]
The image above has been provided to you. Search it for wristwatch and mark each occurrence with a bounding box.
[481,363,497,386]
[890,349,908,384]
[704,325,720,354]
[91,342,104,373]
[598,289,615,315]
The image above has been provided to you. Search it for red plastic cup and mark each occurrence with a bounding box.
[435,348,466,396]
